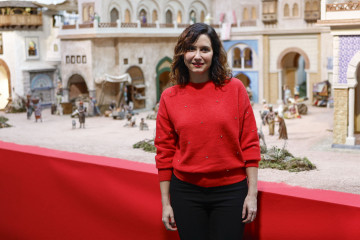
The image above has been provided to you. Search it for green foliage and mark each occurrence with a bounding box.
[260,144,316,172]
[133,138,316,172]
[0,116,11,128]
[133,139,156,153]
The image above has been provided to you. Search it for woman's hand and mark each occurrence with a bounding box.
[242,194,257,223]
[162,204,177,231]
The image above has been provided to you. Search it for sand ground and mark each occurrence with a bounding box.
[1,104,359,194]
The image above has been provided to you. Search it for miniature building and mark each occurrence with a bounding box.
[1,0,332,114]
[0,0,78,110]
[57,0,330,110]
[318,0,360,146]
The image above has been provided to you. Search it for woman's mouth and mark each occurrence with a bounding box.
[193,63,204,68]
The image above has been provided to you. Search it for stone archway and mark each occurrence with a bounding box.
[0,59,11,110]
[156,56,172,102]
[234,73,250,88]
[126,66,145,109]
[67,74,89,101]
[345,51,360,145]
[277,48,310,103]
[234,73,252,101]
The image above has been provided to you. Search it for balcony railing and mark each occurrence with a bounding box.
[304,10,320,22]
[262,13,277,23]
[0,14,42,28]
[61,22,222,30]
[326,2,360,11]
[79,23,93,28]
[159,23,174,28]
[240,20,257,27]
[121,22,138,28]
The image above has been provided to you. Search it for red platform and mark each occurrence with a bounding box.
[0,141,359,240]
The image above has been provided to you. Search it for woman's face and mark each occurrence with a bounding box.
[183,34,213,79]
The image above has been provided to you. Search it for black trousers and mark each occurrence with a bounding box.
[170,174,248,240]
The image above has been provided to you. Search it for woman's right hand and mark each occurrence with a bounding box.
[162,204,177,231]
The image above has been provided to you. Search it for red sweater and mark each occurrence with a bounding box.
[155,78,260,187]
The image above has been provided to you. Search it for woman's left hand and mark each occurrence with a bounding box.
[242,194,257,223]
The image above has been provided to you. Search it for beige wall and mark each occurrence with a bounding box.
[309,72,320,103]
[269,72,278,103]
[263,35,270,103]
[333,88,348,144]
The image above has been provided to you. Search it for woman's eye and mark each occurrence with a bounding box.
[188,46,196,51]
[201,48,210,52]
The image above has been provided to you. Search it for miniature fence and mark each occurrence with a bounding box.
[0,141,359,240]
[61,21,222,30]
[326,2,360,11]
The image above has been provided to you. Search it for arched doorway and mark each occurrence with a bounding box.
[0,61,10,110]
[127,66,145,109]
[125,9,131,23]
[355,64,360,137]
[159,71,171,95]
[280,52,307,100]
[30,73,54,105]
[234,73,252,101]
[189,10,196,23]
[68,74,89,101]
[110,8,119,23]
[234,73,250,88]
[156,57,172,102]
[277,48,310,103]
[139,9,147,23]
[166,10,172,24]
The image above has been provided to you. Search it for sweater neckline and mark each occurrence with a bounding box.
[187,80,212,89]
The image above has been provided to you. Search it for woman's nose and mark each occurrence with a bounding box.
[194,50,201,59]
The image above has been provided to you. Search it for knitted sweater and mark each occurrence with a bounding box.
[155,78,260,187]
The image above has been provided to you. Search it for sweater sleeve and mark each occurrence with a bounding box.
[154,94,177,181]
[239,85,261,167]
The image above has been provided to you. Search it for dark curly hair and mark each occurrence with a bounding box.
[170,23,232,86]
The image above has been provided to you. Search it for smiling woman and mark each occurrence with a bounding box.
[155,23,261,240]
[183,34,213,83]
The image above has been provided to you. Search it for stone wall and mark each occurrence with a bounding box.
[333,88,348,144]
[269,72,278,103]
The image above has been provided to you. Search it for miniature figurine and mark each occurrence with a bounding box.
[77,101,86,128]
[283,85,291,104]
[109,100,116,111]
[26,94,33,120]
[130,113,136,127]
[275,111,288,140]
[257,126,266,146]
[72,119,76,129]
[264,105,276,136]
[139,118,149,130]
[147,102,160,120]
[124,113,136,127]
[260,100,270,125]
[284,100,301,119]
[91,97,101,116]
[33,99,42,123]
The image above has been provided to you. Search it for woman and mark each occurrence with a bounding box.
[155,23,260,240]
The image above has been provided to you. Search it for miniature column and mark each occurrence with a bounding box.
[306,70,311,99]
[277,70,283,104]
[346,87,356,145]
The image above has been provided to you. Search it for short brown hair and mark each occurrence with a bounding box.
[170,23,232,86]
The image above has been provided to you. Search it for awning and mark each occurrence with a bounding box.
[95,73,132,84]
